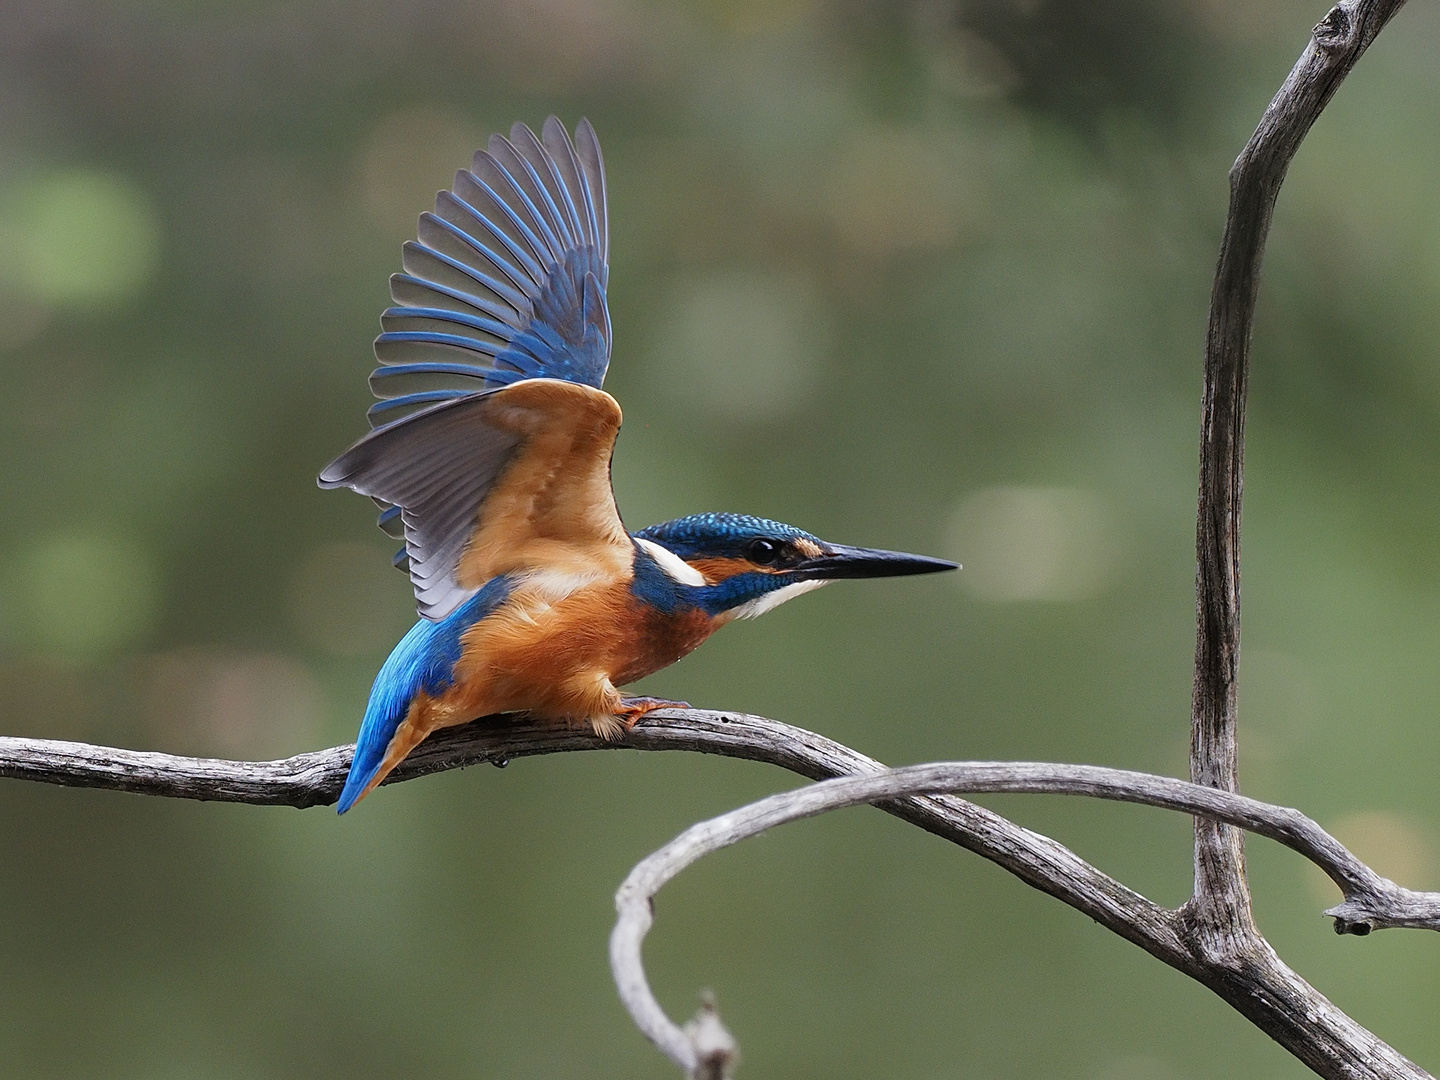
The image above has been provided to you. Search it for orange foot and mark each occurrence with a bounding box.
[615,696,691,728]
[588,697,691,740]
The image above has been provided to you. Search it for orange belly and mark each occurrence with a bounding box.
[428,577,717,728]
[348,575,718,808]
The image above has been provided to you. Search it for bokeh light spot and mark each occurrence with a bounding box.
[1309,810,1437,903]
[653,270,823,423]
[826,127,978,254]
[14,533,159,658]
[949,486,1119,602]
[1332,810,1435,888]
[7,171,160,308]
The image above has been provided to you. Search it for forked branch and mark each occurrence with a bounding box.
[615,0,1426,1073]
[0,707,1435,1076]
[611,762,1440,1076]
[0,0,1427,1076]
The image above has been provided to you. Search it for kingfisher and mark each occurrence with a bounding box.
[320,117,956,813]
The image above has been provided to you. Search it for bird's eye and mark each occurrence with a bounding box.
[748,538,782,565]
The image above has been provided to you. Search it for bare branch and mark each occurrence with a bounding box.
[3,710,1435,1076]
[1191,0,1409,934]
[0,0,1421,1076]
[0,710,1176,942]
[8,713,1440,935]
[613,762,1438,1078]
[681,994,738,1080]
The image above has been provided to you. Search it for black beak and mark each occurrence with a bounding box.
[794,544,959,581]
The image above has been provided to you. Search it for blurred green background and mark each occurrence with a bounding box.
[1,0,1438,1076]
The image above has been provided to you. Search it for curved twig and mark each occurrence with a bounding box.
[6,706,1440,1077]
[613,760,1440,1077]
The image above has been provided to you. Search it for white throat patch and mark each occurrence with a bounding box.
[634,537,707,587]
[730,578,829,620]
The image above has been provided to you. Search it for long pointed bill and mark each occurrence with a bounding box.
[794,545,959,580]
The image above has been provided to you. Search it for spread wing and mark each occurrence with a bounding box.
[370,116,609,426]
[319,117,620,620]
[319,379,628,621]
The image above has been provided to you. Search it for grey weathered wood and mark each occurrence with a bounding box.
[1189,0,1407,935]
[611,0,1429,1072]
[1170,0,1416,1073]
[3,708,1437,1076]
[9,708,1440,937]
[611,762,1440,1076]
[0,0,1427,1075]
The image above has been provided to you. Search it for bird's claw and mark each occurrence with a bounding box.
[616,696,691,725]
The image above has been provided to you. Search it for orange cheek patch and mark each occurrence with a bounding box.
[688,557,762,584]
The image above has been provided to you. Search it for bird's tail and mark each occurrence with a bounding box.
[337,691,411,814]
[336,617,443,814]
[335,577,513,814]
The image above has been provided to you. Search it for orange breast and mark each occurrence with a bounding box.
[610,597,719,686]
[434,576,720,724]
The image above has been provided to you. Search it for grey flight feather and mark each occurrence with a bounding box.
[318,392,524,622]
[321,118,612,619]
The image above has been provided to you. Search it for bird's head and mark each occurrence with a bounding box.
[633,513,957,621]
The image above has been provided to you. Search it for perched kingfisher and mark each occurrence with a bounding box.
[320,117,956,813]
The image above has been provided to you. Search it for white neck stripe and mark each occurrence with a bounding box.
[634,537,707,587]
[730,578,829,619]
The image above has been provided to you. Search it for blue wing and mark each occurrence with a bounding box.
[327,116,613,593]
[368,116,610,428]
[320,378,626,622]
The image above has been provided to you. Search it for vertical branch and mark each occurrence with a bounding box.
[1189,0,1408,937]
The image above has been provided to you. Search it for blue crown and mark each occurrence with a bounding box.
[634,513,820,560]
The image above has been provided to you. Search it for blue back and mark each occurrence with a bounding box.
[337,575,515,813]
